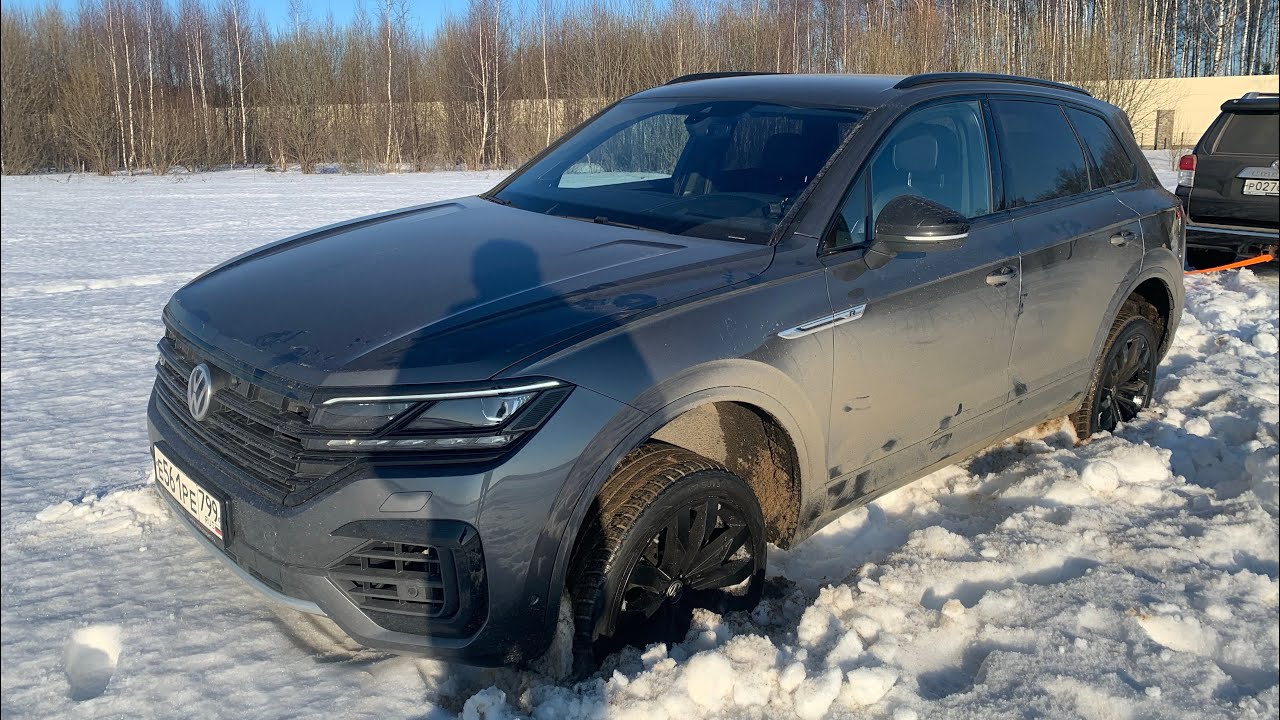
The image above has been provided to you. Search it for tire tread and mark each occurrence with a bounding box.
[1069,297,1159,439]
[567,442,732,666]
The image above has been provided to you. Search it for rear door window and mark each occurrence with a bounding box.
[990,100,1091,207]
[1212,113,1280,156]
[1065,108,1136,187]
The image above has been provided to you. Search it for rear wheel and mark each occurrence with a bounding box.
[568,443,766,665]
[1070,302,1159,438]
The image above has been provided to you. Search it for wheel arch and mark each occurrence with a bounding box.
[533,361,827,643]
[1091,261,1182,366]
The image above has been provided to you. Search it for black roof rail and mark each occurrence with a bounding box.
[664,71,784,86]
[894,72,1091,97]
[1222,93,1280,112]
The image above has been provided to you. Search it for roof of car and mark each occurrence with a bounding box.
[631,73,905,110]
[1221,92,1279,113]
[631,72,1096,111]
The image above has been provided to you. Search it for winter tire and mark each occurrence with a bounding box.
[1071,301,1159,437]
[568,443,767,665]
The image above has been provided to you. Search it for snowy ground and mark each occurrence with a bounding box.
[1,155,1276,719]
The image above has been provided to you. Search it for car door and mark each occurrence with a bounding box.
[988,99,1146,426]
[819,99,1020,503]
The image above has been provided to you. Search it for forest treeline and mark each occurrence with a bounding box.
[1,0,1276,175]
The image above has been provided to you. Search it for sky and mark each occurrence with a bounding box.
[4,0,459,34]
[255,0,455,31]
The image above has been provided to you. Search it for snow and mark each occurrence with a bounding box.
[2,155,1277,718]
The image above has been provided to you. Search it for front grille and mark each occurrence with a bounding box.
[328,541,452,618]
[154,336,349,500]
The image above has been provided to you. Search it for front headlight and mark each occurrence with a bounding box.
[305,380,568,452]
[404,393,535,430]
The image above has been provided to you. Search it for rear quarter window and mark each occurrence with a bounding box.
[1211,113,1280,156]
[1065,108,1136,187]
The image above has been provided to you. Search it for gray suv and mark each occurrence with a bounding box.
[148,72,1185,667]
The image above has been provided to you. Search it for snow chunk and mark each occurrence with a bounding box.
[910,526,972,558]
[1081,460,1122,494]
[845,666,898,706]
[825,630,866,669]
[793,667,843,719]
[33,487,166,536]
[462,687,513,720]
[779,662,806,693]
[1139,614,1219,656]
[684,652,734,708]
[64,625,122,701]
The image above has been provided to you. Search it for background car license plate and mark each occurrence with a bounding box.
[1243,179,1278,196]
[153,447,224,541]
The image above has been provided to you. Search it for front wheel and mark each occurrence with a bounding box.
[1071,303,1159,438]
[568,444,767,664]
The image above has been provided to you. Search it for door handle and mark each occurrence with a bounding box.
[985,266,1017,286]
[1110,230,1136,247]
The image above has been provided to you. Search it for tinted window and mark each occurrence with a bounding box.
[1066,108,1136,187]
[991,100,1091,207]
[1213,113,1280,155]
[827,100,990,252]
[497,99,862,244]
[869,100,992,221]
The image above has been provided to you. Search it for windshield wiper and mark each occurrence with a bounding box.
[559,214,644,231]
[483,195,513,207]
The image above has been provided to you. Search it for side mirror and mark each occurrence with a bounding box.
[872,195,970,254]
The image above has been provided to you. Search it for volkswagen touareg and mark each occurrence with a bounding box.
[148,72,1185,668]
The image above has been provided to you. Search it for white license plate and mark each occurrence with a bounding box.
[154,446,225,542]
[1243,179,1279,196]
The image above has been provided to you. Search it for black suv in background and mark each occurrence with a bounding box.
[1176,91,1279,260]
[148,72,1184,669]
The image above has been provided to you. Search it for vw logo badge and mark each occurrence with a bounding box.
[187,363,214,421]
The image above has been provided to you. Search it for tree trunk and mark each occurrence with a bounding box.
[121,7,137,171]
[233,1,248,165]
[104,0,128,172]
[541,0,551,146]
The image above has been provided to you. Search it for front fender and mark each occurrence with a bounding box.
[517,359,829,658]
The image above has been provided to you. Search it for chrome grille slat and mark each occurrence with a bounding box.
[155,336,345,497]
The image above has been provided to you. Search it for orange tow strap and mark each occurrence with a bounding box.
[1185,254,1275,274]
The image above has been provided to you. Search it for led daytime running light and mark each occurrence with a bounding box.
[325,435,514,449]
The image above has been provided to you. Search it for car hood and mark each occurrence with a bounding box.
[166,197,773,389]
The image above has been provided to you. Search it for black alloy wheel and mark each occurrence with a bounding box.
[569,444,767,664]
[1095,331,1155,431]
[1071,303,1160,438]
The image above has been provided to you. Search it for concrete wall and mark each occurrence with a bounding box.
[1129,75,1279,150]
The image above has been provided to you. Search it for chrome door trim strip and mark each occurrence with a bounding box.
[778,304,867,339]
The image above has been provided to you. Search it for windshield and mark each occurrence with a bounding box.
[493,99,863,244]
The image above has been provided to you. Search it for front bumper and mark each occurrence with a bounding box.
[147,383,627,665]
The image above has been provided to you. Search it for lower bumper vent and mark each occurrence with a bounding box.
[329,542,451,618]
[326,521,487,639]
